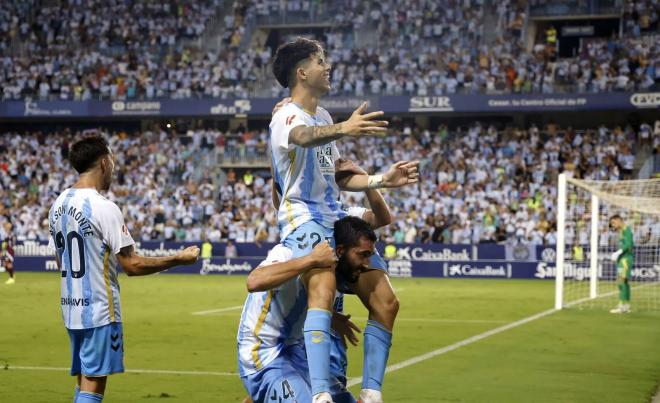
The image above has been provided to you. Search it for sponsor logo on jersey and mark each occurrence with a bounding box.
[61,297,90,306]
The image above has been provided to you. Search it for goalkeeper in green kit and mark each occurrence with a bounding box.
[608,215,633,314]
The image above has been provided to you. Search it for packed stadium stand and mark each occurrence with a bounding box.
[0,0,659,245]
[1,119,658,244]
[1,0,657,100]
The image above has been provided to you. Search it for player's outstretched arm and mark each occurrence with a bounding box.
[246,241,336,292]
[289,102,388,148]
[337,159,420,192]
[116,245,200,276]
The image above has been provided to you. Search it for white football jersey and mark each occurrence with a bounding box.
[48,188,135,329]
[269,103,346,240]
[237,244,306,376]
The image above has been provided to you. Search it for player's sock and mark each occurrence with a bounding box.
[358,388,383,403]
[76,391,103,402]
[6,267,14,278]
[618,283,625,304]
[73,385,80,403]
[361,320,392,394]
[312,391,334,403]
[623,282,631,303]
[304,308,332,396]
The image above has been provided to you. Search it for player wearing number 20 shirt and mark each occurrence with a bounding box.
[48,188,135,331]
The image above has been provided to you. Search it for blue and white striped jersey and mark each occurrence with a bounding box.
[237,245,305,376]
[269,103,346,240]
[48,188,135,330]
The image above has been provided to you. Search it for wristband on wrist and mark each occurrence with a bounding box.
[368,174,384,189]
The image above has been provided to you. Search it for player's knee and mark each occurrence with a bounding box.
[308,286,335,309]
[376,293,399,321]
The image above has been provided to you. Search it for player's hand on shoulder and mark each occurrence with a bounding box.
[342,101,388,137]
[272,97,291,116]
[331,312,361,347]
[310,240,337,269]
[178,246,200,265]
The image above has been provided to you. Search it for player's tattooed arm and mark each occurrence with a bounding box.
[116,245,200,276]
[289,102,388,148]
[289,124,344,148]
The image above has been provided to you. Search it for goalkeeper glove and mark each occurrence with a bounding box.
[610,249,623,262]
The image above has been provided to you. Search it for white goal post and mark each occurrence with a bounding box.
[555,174,660,311]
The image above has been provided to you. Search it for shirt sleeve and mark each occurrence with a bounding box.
[259,244,293,267]
[47,207,56,251]
[269,108,307,153]
[346,206,368,219]
[98,202,136,254]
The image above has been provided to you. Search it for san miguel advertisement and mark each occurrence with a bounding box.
[13,241,660,281]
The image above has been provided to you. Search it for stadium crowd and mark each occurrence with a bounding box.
[1,0,658,100]
[1,120,658,246]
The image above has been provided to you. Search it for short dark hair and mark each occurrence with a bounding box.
[610,214,622,222]
[334,216,377,248]
[272,37,323,88]
[69,135,110,174]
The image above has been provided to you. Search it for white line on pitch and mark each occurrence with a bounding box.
[5,366,237,376]
[346,286,630,388]
[351,317,507,324]
[191,305,243,315]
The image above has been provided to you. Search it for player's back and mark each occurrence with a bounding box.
[49,188,131,330]
[269,103,345,239]
[237,244,308,376]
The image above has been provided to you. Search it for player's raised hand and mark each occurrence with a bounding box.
[340,101,389,137]
[331,312,362,347]
[272,97,292,116]
[309,240,337,269]
[382,160,420,188]
[177,246,200,265]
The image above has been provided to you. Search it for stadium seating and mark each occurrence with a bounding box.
[1,121,657,244]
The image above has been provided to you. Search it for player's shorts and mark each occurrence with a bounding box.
[67,322,124,377]
[242,342,355,403]
[337,252,389,295]
[283,220,335,258]
[617,257,633,279]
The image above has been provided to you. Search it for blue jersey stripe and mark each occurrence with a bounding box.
[81,197,94,328]
[301,150,324,224]
[62,190,75,328]
[323,174,345,219]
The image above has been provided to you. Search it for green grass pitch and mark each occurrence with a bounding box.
[1,273,660,402]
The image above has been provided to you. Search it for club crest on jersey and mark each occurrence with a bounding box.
[286,115,296,125]
[122,224,129,236]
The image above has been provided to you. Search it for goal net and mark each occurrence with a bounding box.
[555,174,660,311]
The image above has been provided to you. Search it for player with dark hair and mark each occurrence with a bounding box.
[239,214,378,403]
[609,215,634,313]
[49,135,200,403]
[270,46,418,402]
